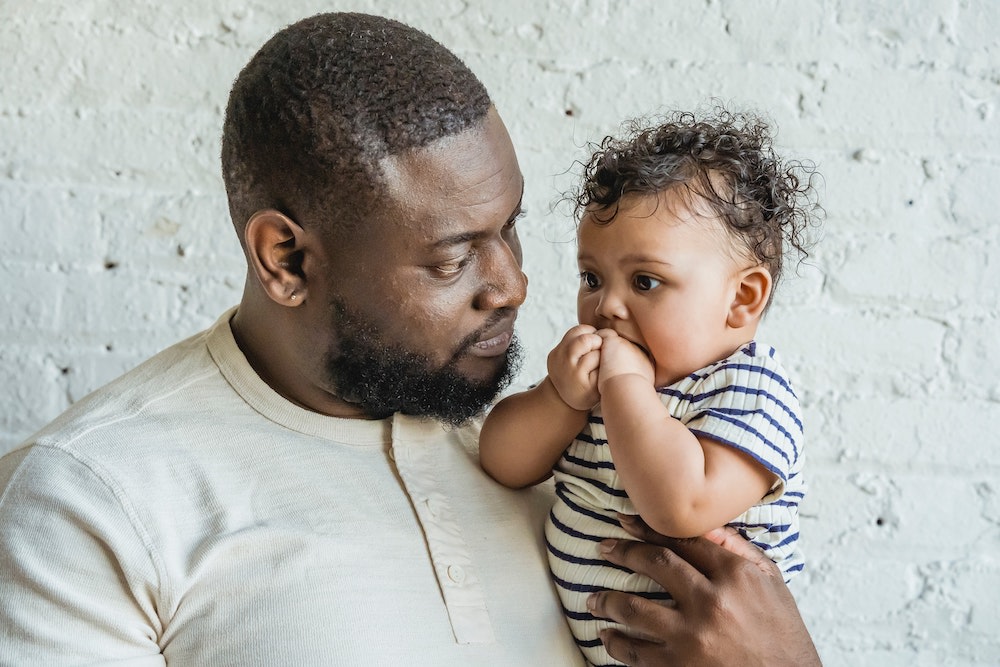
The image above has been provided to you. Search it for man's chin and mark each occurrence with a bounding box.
[451,352,513,386]
[329,337,523,427]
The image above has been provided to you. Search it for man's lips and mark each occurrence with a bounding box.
[470,329,513,357]
[468,315,517,358]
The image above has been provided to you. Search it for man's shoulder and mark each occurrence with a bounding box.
[12,327,219,464]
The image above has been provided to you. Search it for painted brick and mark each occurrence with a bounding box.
[2,1,999,663]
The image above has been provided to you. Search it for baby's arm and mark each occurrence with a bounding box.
[597,331,775,538]
[480,325,602,488]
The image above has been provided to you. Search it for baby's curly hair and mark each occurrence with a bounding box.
[573,105,821,294]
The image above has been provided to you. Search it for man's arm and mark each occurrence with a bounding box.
[587,518,821,667]
[0,446,164,665]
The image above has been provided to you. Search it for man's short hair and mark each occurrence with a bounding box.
[221,12,492,239]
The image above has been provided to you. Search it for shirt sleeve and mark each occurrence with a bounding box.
[679,349,803,496]
[0,445,166,666]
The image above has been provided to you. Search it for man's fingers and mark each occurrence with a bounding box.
[701,526,777,575]
[597,538,706,609]
[587,587,677,645]
[616,517,782,581]
[617,513,673,545]
[600,628,675,667]
[610,520,732,583]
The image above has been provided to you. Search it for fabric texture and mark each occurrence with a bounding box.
[547,342,806,667]
[0,308,583,666]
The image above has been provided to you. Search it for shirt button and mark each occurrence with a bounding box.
[447,565,466,584]
[425,497,440,517]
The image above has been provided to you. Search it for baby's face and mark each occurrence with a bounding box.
[576,191,750,387]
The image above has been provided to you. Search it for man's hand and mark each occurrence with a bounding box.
[587,518,821,667]
[547,324,603,410]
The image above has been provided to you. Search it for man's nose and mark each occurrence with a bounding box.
[474,241,527,310]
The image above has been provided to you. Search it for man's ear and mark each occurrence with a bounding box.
[727,266,772,329]
[244,209,309,306]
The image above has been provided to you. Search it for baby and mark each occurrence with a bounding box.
[480,106,820,666]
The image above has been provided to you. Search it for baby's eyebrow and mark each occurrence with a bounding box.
[621,253,674,267]
[578,250,674,268]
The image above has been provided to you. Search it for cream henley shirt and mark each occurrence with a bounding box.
[0,308,583,665]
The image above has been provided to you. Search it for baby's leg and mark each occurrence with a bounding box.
[545,499,668,666]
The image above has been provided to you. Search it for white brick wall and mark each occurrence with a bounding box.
[2,1,998,663]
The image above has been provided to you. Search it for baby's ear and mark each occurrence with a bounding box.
[727,266,772,329]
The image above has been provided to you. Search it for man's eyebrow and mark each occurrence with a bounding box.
[431,181,525,249]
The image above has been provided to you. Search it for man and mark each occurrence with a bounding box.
[0,13,819,665]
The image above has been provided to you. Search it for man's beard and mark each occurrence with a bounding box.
[323,299,522,425]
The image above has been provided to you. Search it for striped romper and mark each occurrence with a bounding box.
[545,342,806,667]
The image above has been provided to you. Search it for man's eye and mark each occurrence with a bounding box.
[634,275,661,291]
[504,208,527,230]
[435,257,470,276]
[579,271,600,289]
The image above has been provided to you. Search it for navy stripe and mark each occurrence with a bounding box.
[558,472,630,499]
[560,600,601,622]
[551,573,609,594]
[747,534,798,554]
[561,451,616,471]
[691,410,794,466]
[548,510,604,543]
[545,535,633,573]
[573,430,607,446]
[771,532,800,549]
[552,572,672,601]
[695,384,802,431]
[561,602,665,629]
[563,607,598,621]
[729,522,793,534]
[702,406,801,459]
[707,410,795,463]
[692,409,795,467]
[689,429,784,478]
[554,485,621,527]
[661,383,802,432]
[682,354,790,390]
[705,359,798,398]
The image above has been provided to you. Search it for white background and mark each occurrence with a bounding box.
[2,1,999,664]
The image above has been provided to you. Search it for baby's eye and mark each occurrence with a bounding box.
[579,271,600,289]
[634,275,661,291]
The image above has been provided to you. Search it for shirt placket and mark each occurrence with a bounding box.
[390,416,496,645]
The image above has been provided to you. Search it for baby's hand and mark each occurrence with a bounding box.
[596,329,655,392]
[547,324,603,411]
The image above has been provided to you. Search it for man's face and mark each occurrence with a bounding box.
[318,108,528,422]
